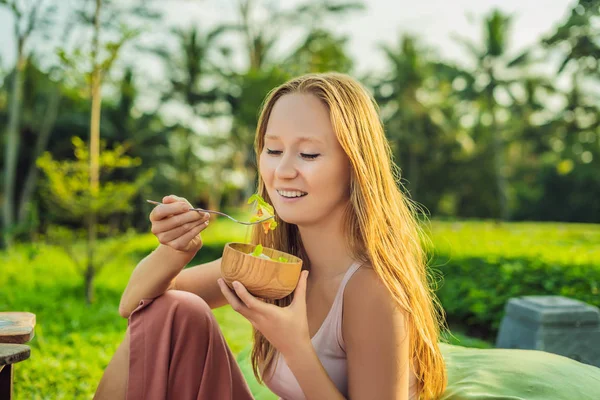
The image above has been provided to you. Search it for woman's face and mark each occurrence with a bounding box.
[259,93,351,226]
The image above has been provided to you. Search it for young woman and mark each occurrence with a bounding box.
[94,72,447,400]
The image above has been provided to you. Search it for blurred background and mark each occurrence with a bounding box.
[0,0,598,398]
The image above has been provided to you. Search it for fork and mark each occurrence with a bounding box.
[146,200,274,226]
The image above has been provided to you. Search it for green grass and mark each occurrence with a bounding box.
[3,218,597,398]
[427,220,600,265]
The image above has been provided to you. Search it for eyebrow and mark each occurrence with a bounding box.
[264,134,324,144]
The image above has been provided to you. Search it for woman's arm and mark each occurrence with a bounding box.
[119,195,218,318]
[118,246,225,318]
[343,268,411,400]
[119,244,194,317]
[283,344,346,400]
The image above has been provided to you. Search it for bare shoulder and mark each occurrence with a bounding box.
[342,264,408,342]
[344,265,397,312]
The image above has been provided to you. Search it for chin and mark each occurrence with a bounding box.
[278,212,322,229]
[274,211,298,225]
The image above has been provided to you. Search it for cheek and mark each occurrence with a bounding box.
[259,153,274,180]
[311,162,349,194]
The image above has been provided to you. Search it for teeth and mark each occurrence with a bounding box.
[277,190,307,198]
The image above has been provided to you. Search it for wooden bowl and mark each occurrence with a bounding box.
[221,242,303,300]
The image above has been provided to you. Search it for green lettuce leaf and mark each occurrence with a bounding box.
[248,194,277,233]
[251,244,263,257]
[247,194,275,215]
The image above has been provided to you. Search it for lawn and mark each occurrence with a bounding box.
[427,220,600,265]
[2,217,597,399]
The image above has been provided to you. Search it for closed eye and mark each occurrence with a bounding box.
[266,149,320,160]
[266,149,282,155]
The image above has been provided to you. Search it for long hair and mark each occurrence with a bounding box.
[249,72,447,399]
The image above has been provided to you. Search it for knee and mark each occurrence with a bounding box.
[153,290,214,330]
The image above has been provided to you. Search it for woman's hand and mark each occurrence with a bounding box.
[149,195,210,255]
[217,270,312,358]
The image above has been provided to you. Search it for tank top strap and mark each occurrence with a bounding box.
[319,260,362,350]
[338,260,362,294]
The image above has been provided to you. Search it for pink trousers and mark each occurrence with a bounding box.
[126,290,255,400]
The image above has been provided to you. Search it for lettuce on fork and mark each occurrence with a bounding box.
[247,194,278,234]
[246,195,288,262]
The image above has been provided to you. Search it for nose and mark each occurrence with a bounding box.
[274,153,298,180]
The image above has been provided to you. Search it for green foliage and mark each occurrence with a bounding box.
[428,220,600,265]
[54,1,155,97]
[428,220,600,338]
[284,28,354,74]
[36,136,154,221]
[542,0,600,75]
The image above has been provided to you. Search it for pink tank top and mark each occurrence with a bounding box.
[264,261,420,399]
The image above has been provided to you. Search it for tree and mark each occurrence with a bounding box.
[229,0,363,71]
[511,0,600,222]
[16,62,62,233]
[283,28,354,75]
[375,35,438,199]
[37,136,153,303]
[0,0,56,247]
[150,25,234,211]
[455,9,520,220]
[105,67,172,231]
[542,0,600,78]
[55,0,160,303]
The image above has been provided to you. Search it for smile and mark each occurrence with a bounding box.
[276,190,308,198]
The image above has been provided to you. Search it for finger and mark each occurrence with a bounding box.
[162,195,179,204]
[291,270,309,307]
[232,281,266,312]
[166,219,209,250]
[217,279,252,318]
[158,218,207,243]
[150,201,190,222]
[153,210,209,233]
[165,194,194,208]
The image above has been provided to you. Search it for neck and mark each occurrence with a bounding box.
[297,205,355,281]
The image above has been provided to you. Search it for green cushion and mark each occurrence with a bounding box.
[439,343,600,400]
[237,344,600,400]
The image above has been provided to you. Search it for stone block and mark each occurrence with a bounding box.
[495,295,600,367]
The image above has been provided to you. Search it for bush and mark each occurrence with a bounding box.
[428,220,600,340]
[434,255,599,338]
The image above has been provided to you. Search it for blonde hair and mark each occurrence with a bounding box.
[250,72,447,399]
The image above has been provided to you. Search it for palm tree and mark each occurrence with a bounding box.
[231,0,364,72]
[455,9,518,220]
[153,25,237,211]
[375,35,454,201]
[542,0,600,78]
[283,28,354,75]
